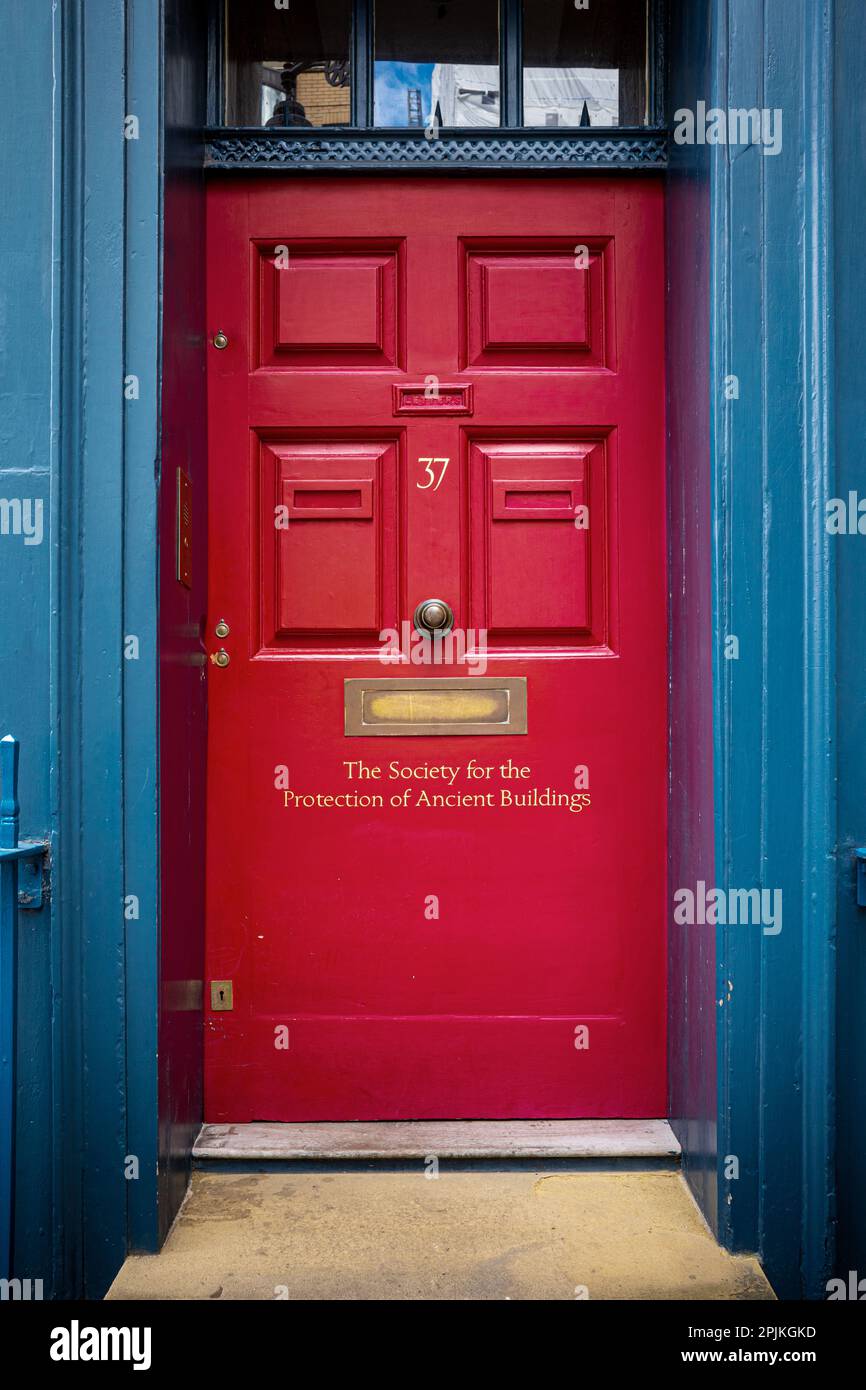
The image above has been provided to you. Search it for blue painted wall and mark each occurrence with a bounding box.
[0,0,163,1296]
[833,0,866,1285]
[0,0,57,1296]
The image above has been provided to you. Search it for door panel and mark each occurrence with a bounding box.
[260,439,399,642]
[472,440,601,636]
[205,176,667,1121]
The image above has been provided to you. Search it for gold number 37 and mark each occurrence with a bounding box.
[417,457,450,491]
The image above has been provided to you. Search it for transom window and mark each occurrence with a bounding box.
[220,0,654,131]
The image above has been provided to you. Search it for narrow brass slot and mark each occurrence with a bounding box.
[344,678,527,737]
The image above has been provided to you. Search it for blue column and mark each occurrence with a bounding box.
[0,0,162,1296]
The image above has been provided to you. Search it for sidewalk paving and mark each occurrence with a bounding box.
[107,1168,774,1301]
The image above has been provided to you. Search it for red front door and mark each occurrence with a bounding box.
[205,175,666,1121]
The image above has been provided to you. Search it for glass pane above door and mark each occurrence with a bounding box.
[522,0,649,127]
[224,0,352,128]
[374,0,500,129]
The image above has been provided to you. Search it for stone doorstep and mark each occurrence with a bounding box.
[193,1118,681,1162]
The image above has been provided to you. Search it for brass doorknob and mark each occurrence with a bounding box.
[413,598,454,636]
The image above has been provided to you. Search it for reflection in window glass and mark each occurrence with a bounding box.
[225,0,352,128]
[374,0,500,129]
[522,0,648,128]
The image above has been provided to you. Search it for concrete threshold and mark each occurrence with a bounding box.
[193,1119,681,1163]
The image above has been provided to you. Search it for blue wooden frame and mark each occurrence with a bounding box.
[665,0,718,1235]
[833,0,866,1283]
[56,0,162,1294]
[667,0,837,1299]
[710,0,835,1300]
[0,0,163,1297]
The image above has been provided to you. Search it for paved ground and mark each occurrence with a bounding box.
[107,1169,774,1301]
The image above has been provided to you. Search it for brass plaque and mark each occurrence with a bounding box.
[344,677,527,737]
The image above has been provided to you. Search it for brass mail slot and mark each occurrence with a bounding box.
[344,677,527,737]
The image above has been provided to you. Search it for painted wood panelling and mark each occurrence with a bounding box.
[832,0,866,1284]
[0,0,56,1295]
[124,0,163,1262]
[0,0,163,1296]
[666,0,718,1234]
[709,0,835,1298]
[158,0,209,1249]
[669,0,838,1298]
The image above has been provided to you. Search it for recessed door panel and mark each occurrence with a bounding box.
[463,238,611,369]
[468,439,606,639]
[258,439,398,644]
[255,239,403,368]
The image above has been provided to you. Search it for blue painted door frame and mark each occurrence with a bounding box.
[0,0,856,1299]
[830,0,866,1286]
[710,0,836,1300]
[0,0,161,1297]
[667,0,838,1299]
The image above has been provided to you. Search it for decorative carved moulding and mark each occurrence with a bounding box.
[204,129,668,173]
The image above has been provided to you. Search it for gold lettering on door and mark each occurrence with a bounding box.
[416,457,450,491]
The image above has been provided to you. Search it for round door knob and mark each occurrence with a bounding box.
[413,598,454,636]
